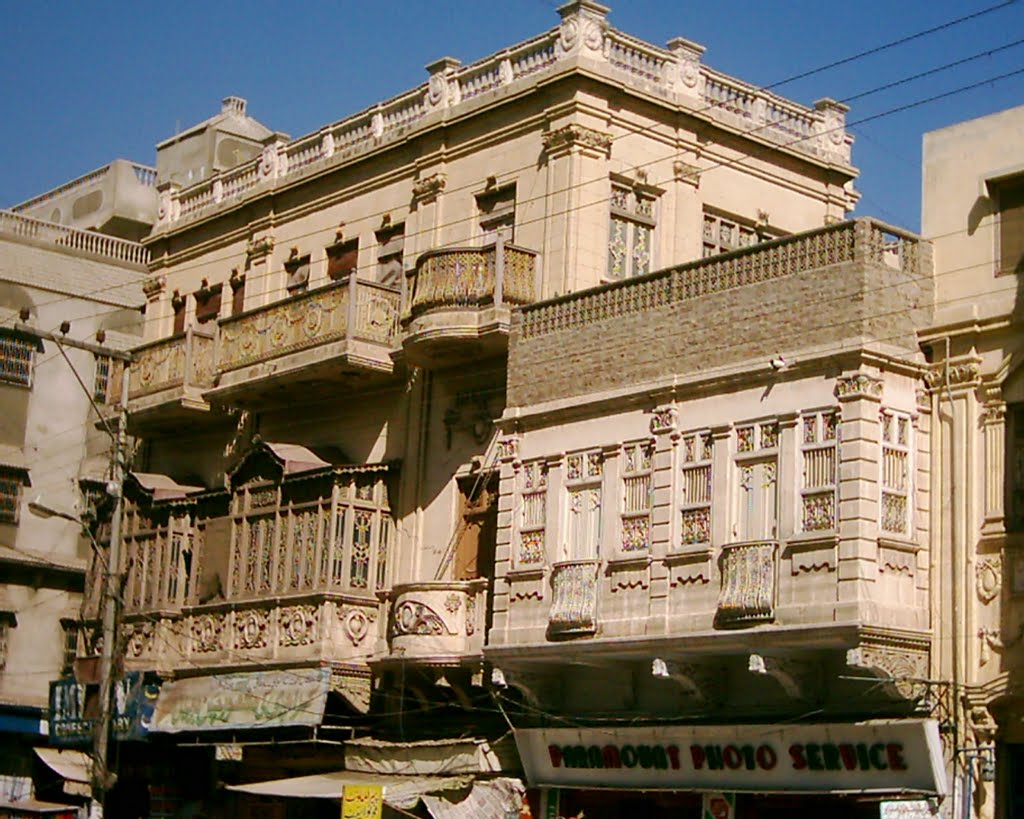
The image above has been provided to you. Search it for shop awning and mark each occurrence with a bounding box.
[226,771,473,810]
[150,668,329,733]
[422,778,525,819]
[33,748,91,798]
[0,798,81,816]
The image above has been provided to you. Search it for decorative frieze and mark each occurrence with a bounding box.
[234,609,270,650]
[279,605,319,647]
[497,435,520,463]
[649,406,677,435]
[339,607,374,646]
[923,361,981,389]
[846,642,927,700]
[191,613,225,653]
[976,557,1002,604]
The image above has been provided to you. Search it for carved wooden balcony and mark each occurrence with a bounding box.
[383,580,488,664]
[207,276,400,407]
[715,540,778,628]
[401,240,537,366]
[548,559,601,637]
[123,327,215,430]
[120,595,380,675]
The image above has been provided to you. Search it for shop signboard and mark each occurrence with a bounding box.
[49,672,157,745]
[150,667,329,733]
[703,792,735,819]
[341,785,383,819]
[880,800,934,819]
[516,720,946,795]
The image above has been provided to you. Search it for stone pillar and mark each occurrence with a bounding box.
[981,398,1007,538]
[490,434,520,638]
[834,371,883,619]
[540,124,613,296]
[776,412,800,539]
[648,407,676,629]
[410,172,447,260]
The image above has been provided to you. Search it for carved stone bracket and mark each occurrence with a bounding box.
[923,360,981,391]
[142,275,166,301]
[672,160,701,187]
[649,406,677,435]
[412,173,447,204]
[846,643,927,701]
[331,667,371,714]
[979,623,1024,666]
[497,435,520,463]
[541,124,613,159]
[835,372,883,402]
[246,234,275,263]
[749,654,817,700]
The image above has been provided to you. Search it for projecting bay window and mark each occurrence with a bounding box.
[679,431,713,547]
[608,184,655,280]
[227,472,392,599]
[801,410,839,532]
[123,507,193,613]
[880,409,912,536]
[565,451,603,560]
[620,441,653,553]
[734,421,779,542]
[517,460,548,567]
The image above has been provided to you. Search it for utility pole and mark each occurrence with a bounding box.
[15,322,131,819]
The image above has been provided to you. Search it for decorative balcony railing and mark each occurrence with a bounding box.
[119,596,380,671]
[157,5,851,229]
[216,275,399,376]
[548,559,601,637]
[9,161,157,214]
[129,327,215,401]
[385,580,488,661]
[405,241,537,320]
[0,209,150,266]
[716,541,778,627]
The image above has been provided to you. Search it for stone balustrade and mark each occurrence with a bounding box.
[9,161,156,215]
[0,209,150,266]
[158,5,851,229]
[129,327,215,400]
[405,241,537,320]
[385,580,488,660]
[217,276,399,375]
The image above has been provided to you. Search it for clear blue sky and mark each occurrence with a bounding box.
[2,0,1022,232]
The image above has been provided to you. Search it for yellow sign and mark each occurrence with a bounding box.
[342,784,383,819]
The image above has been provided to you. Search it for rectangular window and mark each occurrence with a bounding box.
[0,468,26,524]
[285,252,311,293]
[608,184,655,280]
[61,620,78,676]
[735,421,779,542]
[0,613,13,670]
[880,409,912,536]
[996,176,1024,276]
[680,431,713,546]
[518,461,548,566]
[326,239,359,281]
[620,441,653,553]
[194,283,222,323]
[702,211,774,258]
[0,332,35,387]
[565,451,603,560]
[477,185,516,243]
[801,410,839,531]
[376,222,405,287]
[93,355,112,404]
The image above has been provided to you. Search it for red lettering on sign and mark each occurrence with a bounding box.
[602,745,621,768]
[887,743,907,771]
[690,745,707,770]
[667,745,681,770]
[548,745,563,768]
[838,744,858,770]
[790,744,808,770]
[756,745,778,770]
[723,745,743,770]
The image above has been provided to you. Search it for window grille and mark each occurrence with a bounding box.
[801,411,839,531]
[680,432,713,546]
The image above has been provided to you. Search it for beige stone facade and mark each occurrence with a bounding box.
[921,104,1024,819]
[50,2,983,816]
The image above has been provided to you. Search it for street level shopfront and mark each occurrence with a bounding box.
[515,720,946,819]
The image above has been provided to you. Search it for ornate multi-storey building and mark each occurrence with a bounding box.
[921,104,1024,819]
[36,2,972,817]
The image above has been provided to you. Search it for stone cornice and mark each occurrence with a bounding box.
[541,124,613,158]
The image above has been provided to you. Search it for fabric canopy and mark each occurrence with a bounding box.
[225,771,473,810]
[33,748,91,796]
